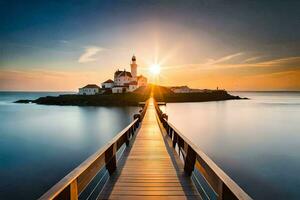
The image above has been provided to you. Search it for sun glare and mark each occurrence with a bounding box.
[149,64,161,75]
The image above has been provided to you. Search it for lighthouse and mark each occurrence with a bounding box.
[130,55,137,79]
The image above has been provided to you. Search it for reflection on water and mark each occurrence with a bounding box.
[163,92,300,200]
[0,92,139,199]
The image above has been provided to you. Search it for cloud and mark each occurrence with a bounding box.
[162,53,300,72]
[206,52,244,65]
[217,56,300,70]
[160,59,300,91]
[161,52,245,70]
[78,46,105,63]
[252,56,300,67]
[163,52,245,70]
[242,56,265,63]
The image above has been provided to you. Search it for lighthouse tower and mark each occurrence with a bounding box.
[130,55,137,79]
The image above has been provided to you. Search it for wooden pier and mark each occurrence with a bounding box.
[39,98,252,200]
[99,99,199,199]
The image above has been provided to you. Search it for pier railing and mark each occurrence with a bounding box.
[39,101,149,200]
[153,100,252,200]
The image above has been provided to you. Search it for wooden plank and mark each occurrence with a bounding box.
[105,190,199,196]
[109,180,183,183]
[107,182,188,187]
[102,186,196,191]
[98,100,201,199]
[102,195,201,200]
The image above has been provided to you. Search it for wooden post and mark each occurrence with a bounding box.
[105,143,117,175]
[184,146,196,176]
[217,182,224,200]
[221,183,239,200]
[53,180,78,200]
[126,131,130,146]
[172,132,177,148]
[163,121,167,128]
[130,126,135,136]
[70,180,78,200]
[133,114,140,129]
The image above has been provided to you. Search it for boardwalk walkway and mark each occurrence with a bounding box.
[98,99,201,199]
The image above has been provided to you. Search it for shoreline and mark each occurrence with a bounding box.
[14,90,247,106]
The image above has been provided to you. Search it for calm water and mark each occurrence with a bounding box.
[162,92,300,200]
[0,92,139,199]
[1,92,300,199]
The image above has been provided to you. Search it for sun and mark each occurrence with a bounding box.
[149,64,161,75]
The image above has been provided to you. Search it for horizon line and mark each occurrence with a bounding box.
[1,90,300,93]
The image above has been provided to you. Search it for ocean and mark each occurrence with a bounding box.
[0,91,299,199]
[162,91,300,199]
[0,92,139,199]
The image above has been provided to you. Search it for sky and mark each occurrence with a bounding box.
[0,0,299,91]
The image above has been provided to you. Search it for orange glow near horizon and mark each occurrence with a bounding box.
[1,49,300,91]
[1,57,300,91]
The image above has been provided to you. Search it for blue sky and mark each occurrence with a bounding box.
[0,0,299,91]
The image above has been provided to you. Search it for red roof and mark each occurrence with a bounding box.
[114,70,132,78]
[82,84,100,89]
[103,79,114,83]
[128,81,137,85]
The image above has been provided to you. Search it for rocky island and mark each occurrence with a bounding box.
[15,85,246,106]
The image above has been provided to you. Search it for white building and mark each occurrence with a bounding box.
[170,86,190,93]
[114,70,132,86]
[128,81,138,92]
[112,86,127,93]
[78,84,101,95]
[111,55,147,93]
[101,79,114,89]
[79,55,148,95]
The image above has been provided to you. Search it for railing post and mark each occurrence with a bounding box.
[53,180,78,200]
[126,131,130,146]
[131,126,134,136]
[168,127,171,137]
[184,146,196,176]
[105,143,117,175]
[163,120,167,128]
[220,182,240,200]
[133,114,141,129]
[172,132,177,148]
[70,180,78,200]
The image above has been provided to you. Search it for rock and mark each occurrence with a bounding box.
[14,99,32,104]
